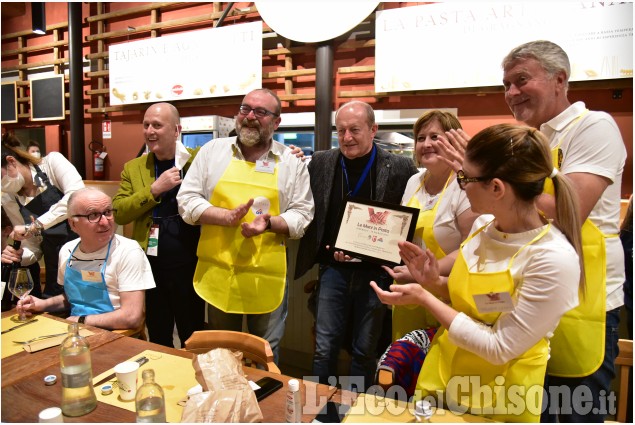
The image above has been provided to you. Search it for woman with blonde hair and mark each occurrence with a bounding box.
[376,111,478,397]
[372,124,584,422]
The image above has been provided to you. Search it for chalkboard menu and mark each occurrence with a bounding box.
[1,82,18,124]
[30,75,65,121]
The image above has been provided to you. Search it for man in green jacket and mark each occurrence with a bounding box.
[113,102,204,347]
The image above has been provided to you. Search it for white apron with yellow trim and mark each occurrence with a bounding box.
[193,158,286,314]
[543,113,609,377]
[392,174,451,340]
[416,221,550,423]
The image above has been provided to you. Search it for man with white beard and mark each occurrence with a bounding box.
[177,88,314,362]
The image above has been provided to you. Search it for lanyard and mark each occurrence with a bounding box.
[340,145,376,197]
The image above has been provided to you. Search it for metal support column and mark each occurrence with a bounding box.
[315,42,334,152]
[68,2,86,177]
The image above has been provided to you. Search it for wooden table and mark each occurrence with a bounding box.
[1,311,122,388]
[2,331,336,422]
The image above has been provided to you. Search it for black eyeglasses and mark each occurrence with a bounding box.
[72,209,117,223]
[456,170,492,190]
[238,104,278,118]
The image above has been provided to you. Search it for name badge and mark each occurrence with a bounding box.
[422,194,439,212]
[255,160,275,174]
[473,292,514,313]
[81,270,102,283]
[147,224,159,257]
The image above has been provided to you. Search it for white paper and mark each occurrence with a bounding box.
[174,140,191,170]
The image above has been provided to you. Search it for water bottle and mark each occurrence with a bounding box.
[285,379,301,422]
[60,323,97,417]
[135,369,166,423]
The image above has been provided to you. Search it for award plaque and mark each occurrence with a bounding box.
[333,197,419,266]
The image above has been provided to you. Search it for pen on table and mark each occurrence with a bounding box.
[1,318,39,334]
[93,356,149,387]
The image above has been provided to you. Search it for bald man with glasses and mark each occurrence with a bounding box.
[17,188,156,330]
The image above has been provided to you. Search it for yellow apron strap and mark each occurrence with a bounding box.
[392,172,453,339]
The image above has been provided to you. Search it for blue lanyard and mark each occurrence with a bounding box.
[340,145,376,197]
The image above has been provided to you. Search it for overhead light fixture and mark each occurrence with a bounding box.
[32,3,46,35]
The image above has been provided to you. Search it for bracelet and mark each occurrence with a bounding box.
[78,315,87,324]
[265,218,272,231]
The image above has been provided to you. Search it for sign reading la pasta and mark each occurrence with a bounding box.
[334,198,419,267]
[375,2,633,93]
[108,21,263,105]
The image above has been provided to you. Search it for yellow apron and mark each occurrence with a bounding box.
[392,173,452,340]
[193,158,286,314]
[416,221,551,422]
[543,112,610,377]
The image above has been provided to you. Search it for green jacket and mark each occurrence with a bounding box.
[112,147,199,250]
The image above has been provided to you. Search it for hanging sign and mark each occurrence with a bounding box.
[102,120,112,139]
[108,21,262,105]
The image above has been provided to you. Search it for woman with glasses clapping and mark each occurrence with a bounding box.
[371,124,584,422]
[376,111,479,398]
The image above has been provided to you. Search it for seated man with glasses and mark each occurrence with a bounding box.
[17,188,156,330]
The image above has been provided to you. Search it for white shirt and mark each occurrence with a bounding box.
[448,215,581,365]
[177,137,314,239]
[540,101,626,311]
[2,152,85,231]
[58,234,155,310]
[401,170,472,254]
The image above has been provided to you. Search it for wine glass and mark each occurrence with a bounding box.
[8,268,34,323]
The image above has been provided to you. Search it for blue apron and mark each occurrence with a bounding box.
[64,238,115,316]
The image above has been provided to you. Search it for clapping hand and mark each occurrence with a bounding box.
[241,213,270,238]
[398,241,440,287]
[433,129,470,172]
[370,280,426,306]
[224,199,254,226]
[381,265,414,283]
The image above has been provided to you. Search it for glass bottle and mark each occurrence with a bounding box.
[60,323,97,417]
[135,369,166,423]
[413,400,433,423]
[1,238,20,311]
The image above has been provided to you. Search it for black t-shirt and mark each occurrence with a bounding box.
[148,159,200,268]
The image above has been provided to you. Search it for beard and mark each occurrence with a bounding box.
[236,118,273,147]
[238,126,261,146]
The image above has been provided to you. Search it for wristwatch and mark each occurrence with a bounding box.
[78,315,87,324]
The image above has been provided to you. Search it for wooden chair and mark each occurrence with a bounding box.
[184,330,281,374]
[614,339,633,423]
